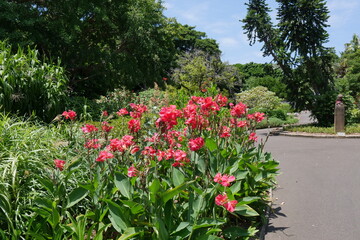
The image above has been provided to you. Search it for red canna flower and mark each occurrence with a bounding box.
[224,200,238,212]
[96,151,114,162]
[54,159,65,171]
[230,103,247,118]
[101,121,114,133]
[215,193,228,206]
[81,124,98,133]
[62,110,77,120]
[117,108,129,116]
[127,165,138,177]
[220,126,231,138]
[188,137,205,151]
[102,110,109,117]
[249,132,258,142]
[214,173,236,187]
[130,145,140,154]
[128,119,141,133]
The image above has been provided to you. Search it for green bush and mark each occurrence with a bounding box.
[0,41,68,121]
[236,86,281,110]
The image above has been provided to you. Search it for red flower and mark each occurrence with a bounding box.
[224,200,238,212]
[130,145,140,154]
[128,119,141,133]
[101,121,114,133]
[96,151,114,162]
[215,193,228,206]
[117,108,129,116]
[237,120,248,128]
[220,126,231,138]
[162,77,168,81]
[102,110,109,117]
[249,132,258,142]
[62,110,77,120]
[129,103,147,119]
[84,139,101,149]
[215,193,238,212]
[215,94,228,107]
[127,165,138,177]
[214,173,236,187]
[188,137,205,151]
[81,124,98,133]
[54,159,65,171]
[248,112,265,123]
[156,105,182,130]
[230,103,247,118]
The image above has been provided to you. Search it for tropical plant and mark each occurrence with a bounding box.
[0,41,68,121]
[0,95,278,239]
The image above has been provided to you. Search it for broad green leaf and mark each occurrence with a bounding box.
[171,222,190,235]
[235,204,259,217]
[229,181,241,194]
[149,179,161,203]
[197,235,223,240]
[196,156,207,174]
[237,196,260,205]
[66,187,88,209]
[121,200,144,215]
[193,219,226,230]
[160,180,194,204]
[154,217,169,240]
[223,226,258,238]
[205,138,217,152]
[114,172,133,199]
[104,199,130,232]
[118,227,144,240]
[172,167,185,187]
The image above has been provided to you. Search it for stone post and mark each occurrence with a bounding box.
[334,94,345,135]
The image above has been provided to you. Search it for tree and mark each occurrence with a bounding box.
[171,50,241,95]
[0,0,177,97]
[234,62,286,98]
[242,0,336,126]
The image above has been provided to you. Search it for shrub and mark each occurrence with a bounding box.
[0,95,278,239]
[236,86,282,110]
[0,41,68,121]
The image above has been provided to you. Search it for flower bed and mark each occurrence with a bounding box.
[0,95,278,239]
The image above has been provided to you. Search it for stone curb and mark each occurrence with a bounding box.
[269,128,360,138]
[258,188,273,240]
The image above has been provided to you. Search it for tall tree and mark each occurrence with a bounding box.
[242,0,336,126]
[0,0,177,97]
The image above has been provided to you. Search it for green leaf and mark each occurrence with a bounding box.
[205,138,217,152]
[114,172,133,199]
[172,167,185,187]
[118,227,144,240]
[154,217,169,240]
[171,222,190,235]
[223,226,258,238]
[235,204,259,217]
[121,200,144,215]
[237,196,260,205]
[66,187,89,209]
[197,235,223,240]
[104,199,130,232]
[193,219,226,230]
[160,180,194,204]
[149,179,161,204]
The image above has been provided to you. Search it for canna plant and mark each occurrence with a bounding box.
[1,95,278,239]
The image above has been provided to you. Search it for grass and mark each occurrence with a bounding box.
[284,124,360,134]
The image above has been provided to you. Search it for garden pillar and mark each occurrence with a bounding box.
[334,94,345,135]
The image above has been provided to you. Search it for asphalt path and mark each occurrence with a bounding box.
[258,132,360,240]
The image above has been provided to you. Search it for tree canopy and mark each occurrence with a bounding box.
[242,0,336,125]
[0,0,221,98]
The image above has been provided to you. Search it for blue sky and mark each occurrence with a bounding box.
[163,0,360,64]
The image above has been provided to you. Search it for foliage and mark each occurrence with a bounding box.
[234,63,286,98]
[334,34,360,123]
[0,0,177,96]
[171,50,241,96]
[284,124,360,134]
[236,86,281,110]
[0,95,278,239]
[0,41,68,121]
[242,0,336,126]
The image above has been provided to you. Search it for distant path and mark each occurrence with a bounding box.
[262,135,360,240]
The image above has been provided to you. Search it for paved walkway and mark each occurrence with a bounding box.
[261,134,360,240]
